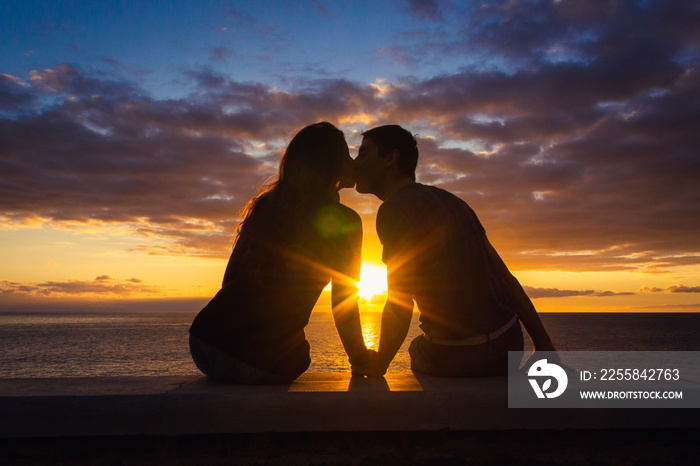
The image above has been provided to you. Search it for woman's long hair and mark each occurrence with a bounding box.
[236,121,348,247]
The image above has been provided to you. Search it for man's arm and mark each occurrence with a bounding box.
[363,257,415,376]
[370,291,413,376]
[484,236,555,351]
[364,202,415,376]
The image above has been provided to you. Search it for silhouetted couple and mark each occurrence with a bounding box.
[189,122,557,384]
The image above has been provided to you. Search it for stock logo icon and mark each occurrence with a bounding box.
[527,359,568,399]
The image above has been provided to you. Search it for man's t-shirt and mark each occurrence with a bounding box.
[376,183,517,339]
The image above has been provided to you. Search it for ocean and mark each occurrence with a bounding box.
[1,311,699,378]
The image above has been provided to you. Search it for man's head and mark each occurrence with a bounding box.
[354,125,418,198]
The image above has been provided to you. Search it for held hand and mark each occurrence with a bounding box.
[367,350,389,377]
[351,349,387,378]
[350,349,375,376]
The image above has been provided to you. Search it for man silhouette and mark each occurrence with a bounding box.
[352,125,556,377]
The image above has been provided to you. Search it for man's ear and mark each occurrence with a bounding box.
[383,149,400,167]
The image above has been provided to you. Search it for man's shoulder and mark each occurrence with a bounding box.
[378,183,480,231]
[377,184,434,227]
[382,182,425,205]
[382,183,462,209]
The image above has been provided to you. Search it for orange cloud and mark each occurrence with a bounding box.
[0,276,162,299]
[639,285,700,294]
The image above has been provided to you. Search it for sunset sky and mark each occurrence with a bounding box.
[1,0,699,313]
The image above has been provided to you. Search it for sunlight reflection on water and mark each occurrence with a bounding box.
[306,305,423,373]
[361,319,379,350]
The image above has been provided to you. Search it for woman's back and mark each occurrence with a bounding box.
[189,121,366,383]
[189,200,362,377]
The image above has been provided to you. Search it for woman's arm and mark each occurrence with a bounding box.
[331,280,369,366]
[329,207,369,366]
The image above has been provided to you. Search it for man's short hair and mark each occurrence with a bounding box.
[362,125,418,180]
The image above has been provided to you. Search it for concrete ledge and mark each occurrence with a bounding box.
[2,372,699,439]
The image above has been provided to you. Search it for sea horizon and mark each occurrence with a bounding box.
[1,310,699,379]
[2,299,700,314]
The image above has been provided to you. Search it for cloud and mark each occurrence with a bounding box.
[369,3,700,270]
[1,1,699,273]
[0,73,35,113]
[405,0,443,21]
[0,65,382,258]
[639,285,700,294]
[28,64,138,98]
[447,1,700,70]
[310,0,331,18]
[524,286,635,299]
[669,285,700,293]
[209,46,236,62]
[0,276,162,298]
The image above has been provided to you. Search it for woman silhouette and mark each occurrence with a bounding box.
[189,122,368,383]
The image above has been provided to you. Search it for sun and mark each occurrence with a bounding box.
[356,262,388,302]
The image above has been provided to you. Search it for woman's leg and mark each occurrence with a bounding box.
[189,334,294,384]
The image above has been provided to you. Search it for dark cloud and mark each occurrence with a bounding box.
[310,0,331,18]
[29,64,140,98]
[209,46,236,62]
[452,0,700,69]
[0,74,36,114]
[222,7,290,47]
[405,0,443,21]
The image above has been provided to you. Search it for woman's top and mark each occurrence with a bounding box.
[190,201,362,379]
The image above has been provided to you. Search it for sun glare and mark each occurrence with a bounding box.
[356,262,388,302]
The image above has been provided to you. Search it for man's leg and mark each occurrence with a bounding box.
[408,323,524,377]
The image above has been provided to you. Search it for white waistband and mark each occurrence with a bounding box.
[422,314,519,346]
